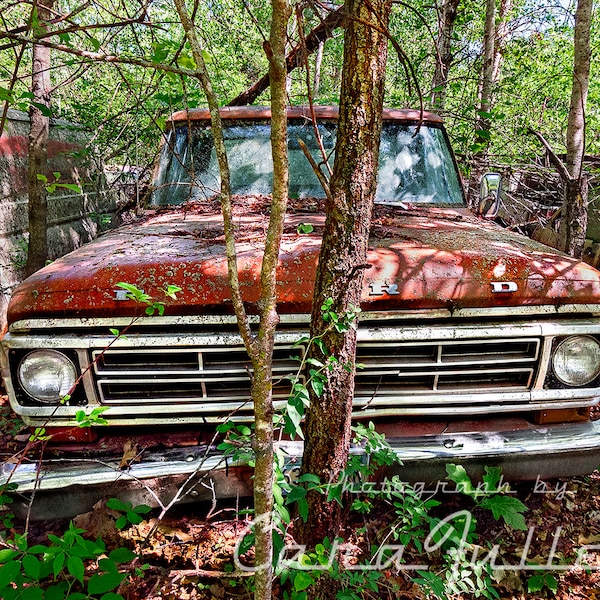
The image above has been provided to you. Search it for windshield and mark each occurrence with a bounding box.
[151,119,465,206]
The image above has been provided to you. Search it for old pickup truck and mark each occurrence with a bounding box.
[2,106,600,517]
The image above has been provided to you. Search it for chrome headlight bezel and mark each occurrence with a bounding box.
[552,335,600,387]
[17,349,78,404]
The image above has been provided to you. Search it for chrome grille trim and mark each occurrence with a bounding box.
[94,345,303,407]
[89,337,541,415]
[5,317,600,426]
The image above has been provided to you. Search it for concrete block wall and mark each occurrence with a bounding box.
[0,109,118,331]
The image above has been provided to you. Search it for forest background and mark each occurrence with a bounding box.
[1,0,597,220]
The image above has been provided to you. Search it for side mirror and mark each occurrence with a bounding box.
[478,172,502,219]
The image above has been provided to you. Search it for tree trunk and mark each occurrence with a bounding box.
[492,0,512,83]
[475,0,496,150]
[559,0,592,258]
[469,0,511,206]
[173,2,292,599]
[25,0,54,277]
[297,1,392,596]
[248,2,291,599]
[313,40,324,96]
[430,0,460,109]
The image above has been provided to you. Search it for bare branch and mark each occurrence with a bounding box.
[528,128,572,183]
[298,138,332,201]
[227,3,346,106]
[0,29,198,78]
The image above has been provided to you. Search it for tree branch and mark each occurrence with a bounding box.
[528,128,572,183]
[227,3,346,106]
[0,30,197,78]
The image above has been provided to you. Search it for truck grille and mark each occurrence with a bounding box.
[90,337,540,418]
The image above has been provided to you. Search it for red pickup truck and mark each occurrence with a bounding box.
[2,106,600,517]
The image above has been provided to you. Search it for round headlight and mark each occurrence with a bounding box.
[552,336,600,386]
[17,350,77,403]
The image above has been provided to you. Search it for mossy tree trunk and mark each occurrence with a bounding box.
[25,0,54,277]
[558,0,592,258]
[297,2,392,596]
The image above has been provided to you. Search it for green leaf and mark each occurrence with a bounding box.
[284,403,303,438]
[546,573,558,592]
[21,587,43,600]
[273,482,285,508]
[309,375,324,397]
[0,561,21,587]
[67,555,85,582]
[108,547,137,564]
[126,511,143,525]
[106,498,129,511]
[297,473,320,485]
[151,43,169,63]
[482,466,503,493]
[22,554,41,580]
[293,570,315,592]
[30,102,53,117]
[177,55,196,70]
[314,338,327,355]
[115,515,127,530]
[134,504,152,515]
[297,223,314,234]
[445,464,475,498]
[527,573,545,593]
[0,86,15,102]
[0,549,17,562]
[57,183,83,193]
[87,571,126,595]
[305,357,324,368]
[98,558,118,573]
[479,495,527,530]
[44,582,68,600]
[53,552,66,578]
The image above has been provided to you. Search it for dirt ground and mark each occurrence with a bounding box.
[3,393,600,599]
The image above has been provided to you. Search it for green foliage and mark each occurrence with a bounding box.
[296,223,314,234]
[275,424,528,600]
[528,571,558,593]
[36,173,82,195]
[27,427,52,443]
[445,464,528,530]
[0,484,16,529]
[75,406,111,428]
[215,422,254,463]
[115,282,181,317]
[0,519,139,600]
[106,498,152,530]
[278,300,361,440]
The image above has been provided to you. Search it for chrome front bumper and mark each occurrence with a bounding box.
[3,420,600,519]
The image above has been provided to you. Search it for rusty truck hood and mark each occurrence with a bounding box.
[7,202,600,323]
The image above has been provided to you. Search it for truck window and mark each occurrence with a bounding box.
[151,120,465,206]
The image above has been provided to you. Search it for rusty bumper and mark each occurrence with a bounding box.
[3,420,600,519]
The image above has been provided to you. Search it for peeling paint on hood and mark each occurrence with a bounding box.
[7,203,600,324]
